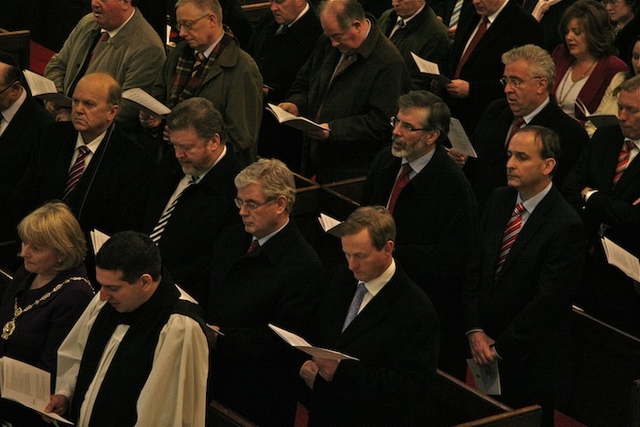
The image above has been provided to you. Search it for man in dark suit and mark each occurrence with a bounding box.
[141,97,243,303]
[563,75,640,337]
[15,73,153,283]
[280,0,411,182]
[450,44,588,213]
[206,158,325,427]
[246,0,321,172]
[441,0,543,134]
[465,126,585,426]
[378,0,450,89]
[299,206,439,426]
[362,90,477,380]
[0,53,54,269]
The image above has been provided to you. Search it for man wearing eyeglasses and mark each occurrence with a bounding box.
[0,53,53,270]
[44,0,165,153]
[362,90,478,381]
[140,97,243,305]
[450,44,588,213]
[145,0,263,166]
[279,0,410,182]
[206,158,325,426]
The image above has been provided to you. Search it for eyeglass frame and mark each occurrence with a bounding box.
[390,116,431,132]
[234,197,277,211]
[175,13,211,32]
[0,81,18,95]
[499,76,543,89]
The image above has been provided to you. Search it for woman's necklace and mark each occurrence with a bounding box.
[556,60,597,106]
[1,276,92,340]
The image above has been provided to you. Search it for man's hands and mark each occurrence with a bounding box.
[42,394,69,423]
[299,357,341,389]
[468,331,497,366]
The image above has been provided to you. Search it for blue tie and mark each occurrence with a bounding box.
[342,282,368,332]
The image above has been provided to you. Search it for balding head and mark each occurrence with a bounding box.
[71,73,121,142]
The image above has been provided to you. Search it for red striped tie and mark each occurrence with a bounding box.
[496,203,526,276]
[613,139,635,186]
[63,145,90,201]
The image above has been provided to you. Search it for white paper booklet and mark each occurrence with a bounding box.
[23,70,72,108]
[265,103,327,132]
[601,236,640,281]
[269,324,359,361]
[449,118,478,158]
[576,98,617,128]
[466,358,501,395]
[122,88,171,117]
[0,357,74,424]
[410,52,451,85]
[318,213,344,237]
[90,229,110,255]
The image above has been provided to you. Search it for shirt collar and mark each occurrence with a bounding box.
[522,97,550,124]
[397,2,425,25]
[256,218,290,246]
[486,0,508,25]
[76,128,108,152]
[362,258,396,298]
[1,87,26,123]
[403,148,436,176]
[289,3,310,27]
[518,181,553,214]
[104,8,135,38]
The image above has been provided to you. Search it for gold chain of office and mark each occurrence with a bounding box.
[1,276,92,340]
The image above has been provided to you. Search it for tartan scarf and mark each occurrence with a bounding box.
[168,27,235,108]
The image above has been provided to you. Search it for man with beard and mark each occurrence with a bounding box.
[362,90,478,380]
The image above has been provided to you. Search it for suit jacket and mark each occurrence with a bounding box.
[469,97,588,213]
[44,10,165,137]
[141,149,244,303]
[307,263,439,427]
[362,145,477,378]
[153,38,263,166]
[286,17,411,182]
[465,186,585,394]
[563,125,640,334]
[446,1,543,134]
[207,221,325,427]
[15,122,153,235]
[0,94,54,244]
[378,6,450,89]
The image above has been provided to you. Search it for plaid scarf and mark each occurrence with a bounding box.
[168,27,235,108]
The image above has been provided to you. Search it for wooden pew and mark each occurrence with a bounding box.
[208,400,257,427]
[239,1,271,27]
[0,27,30,70]
[557,306,640,426]
[429,369,542,427]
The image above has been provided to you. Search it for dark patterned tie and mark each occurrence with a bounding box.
[247,239,260,254]
[150,176,198,242]
[495,203,526,276]
[63,145,91,201]
[342,282,367,332]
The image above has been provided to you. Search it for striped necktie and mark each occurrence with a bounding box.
[150,176,198,242]
[342,282,368,332]
[450,0,464,28]
[63,145,91,201]
[613,139,636,186]
[495,203,526,276]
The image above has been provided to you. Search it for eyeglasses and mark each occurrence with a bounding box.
[390,116,430,132]
[175,13,210,31]
[0,81,17,95]
[500,76,542,89]
[234,197,275,211]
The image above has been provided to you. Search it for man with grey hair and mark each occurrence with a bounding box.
[362,90,477,380]
[299,205,439,426]
[450,44,588,213]
[143,0,263,165]
[279,0,410,182]
[140,97,243,303]
[206,158,325,426]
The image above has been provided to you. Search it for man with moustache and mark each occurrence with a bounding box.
[141,97,243,303]
[206,159,325,426]
[362,90,478,380]
[465,126,584,426]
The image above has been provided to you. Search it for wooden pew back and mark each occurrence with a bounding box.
[0,28,30,70]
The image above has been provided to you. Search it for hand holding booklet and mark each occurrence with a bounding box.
[601,236,640,281]
[269,324,359,361]
[410,52,451,85]
[466,358,501,395]
[0,357,74,424]
[265,103,327,133]
[122,88,171,118]
[23,70,72,108]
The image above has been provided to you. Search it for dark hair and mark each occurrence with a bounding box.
[95,231,161,283]
[167,97,225,143]
[397,90,450,142]
[0,52,22,87]
[559,0,617,58]
[513,125,562,174]
[340,206,396,250]
[317,0,365,31]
